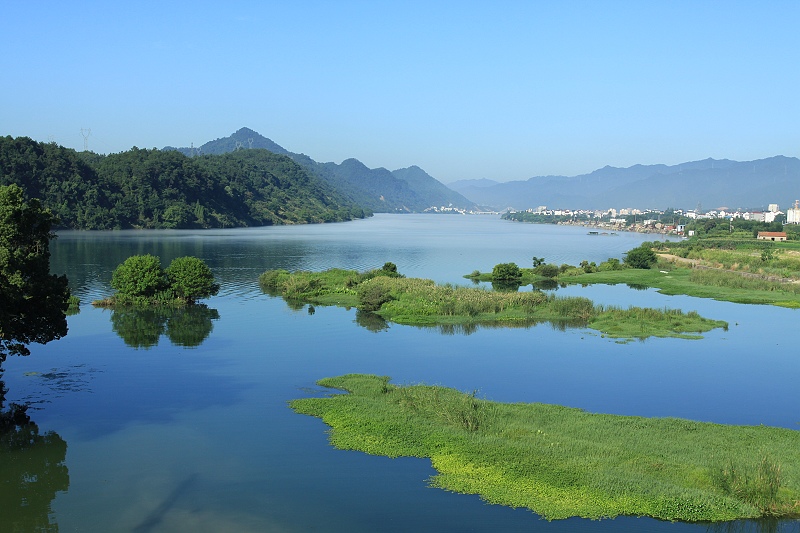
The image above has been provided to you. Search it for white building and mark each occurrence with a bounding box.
[787,201,800,224]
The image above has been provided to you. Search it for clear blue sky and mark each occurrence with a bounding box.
[2,1,798,183]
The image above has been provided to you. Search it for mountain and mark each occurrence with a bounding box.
[165,127,290,157]
[455,157,800,211]
[391,166,473,209]
[0,135,367,229]
[166,128,477,213]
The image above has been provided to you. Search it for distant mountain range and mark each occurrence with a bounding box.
[166,128,476,213]
[449,156,800,212]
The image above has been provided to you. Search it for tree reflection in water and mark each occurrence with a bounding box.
[354,309,389,332]
[0,379,68,532]
[108,305,220,349]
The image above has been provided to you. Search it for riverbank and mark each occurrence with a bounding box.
[292,374,800,522]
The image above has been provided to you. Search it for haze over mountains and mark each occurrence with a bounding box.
[450,156,800,212]
[168,128,799,213]
[166,128,476,213]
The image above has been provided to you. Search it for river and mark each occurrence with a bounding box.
[2,214,797,532]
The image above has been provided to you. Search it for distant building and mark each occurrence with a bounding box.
[787,200,800,224]
[768,203,780,213]
[757,231,787,241]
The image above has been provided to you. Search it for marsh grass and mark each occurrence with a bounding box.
[291,374,800,522]
[259,268,726,339]
[688,269,800,294]
[714,456,784,515]
[562,267,800,308]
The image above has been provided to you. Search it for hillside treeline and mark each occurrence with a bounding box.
[0,136,370,230]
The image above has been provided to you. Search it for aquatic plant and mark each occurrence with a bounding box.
[291,374,800,522]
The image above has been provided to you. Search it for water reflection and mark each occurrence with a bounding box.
[354,310,389,332]
[532,279,561,291]
[0,379,68,532]
[107,305,220,348]
[490,280,522,292]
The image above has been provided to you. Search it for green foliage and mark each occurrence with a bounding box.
[357,279,394,312]
[166,256,220,303]
[260,267,727,339]
[597,257,623,271]
[0,184,70,360]
[0,136,369,230]
[491,262,522,281]
[534,263,560,278]
[292,374,800,522]
[381,262,398,275]
[624,245,657,269]
[105,254,218,306]
[110,255,166,299]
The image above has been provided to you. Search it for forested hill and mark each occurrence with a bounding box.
[0,135,369,230]
[167,128,477,213]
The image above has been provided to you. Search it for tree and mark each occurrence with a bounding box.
[624,245,657,269]
[0,185,70,361]
[166,256,220,303]
[110,254,166,300]
[534,263,559,278]
[492,263,522,282]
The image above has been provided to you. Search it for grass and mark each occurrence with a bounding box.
[291,374,800,522]
[259,268,727,340]
[563,267,800,308]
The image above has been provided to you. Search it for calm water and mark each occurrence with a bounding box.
[3,214,798,532]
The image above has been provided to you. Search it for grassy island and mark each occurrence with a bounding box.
[467,239,800,308]
[259,266,727,340]
[291,374,800,522]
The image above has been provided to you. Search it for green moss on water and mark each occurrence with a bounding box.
[291,374,800,522]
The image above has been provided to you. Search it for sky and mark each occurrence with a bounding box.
[2,1,798,183]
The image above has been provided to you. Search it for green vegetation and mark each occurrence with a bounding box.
[652,238,800,280]
[95,254,219,307]
[0,184,70,361]
[468,238,800,308]
[491,262,522,282]
[291,374,800,522]
[623,244,657,269]
[549,267,800,308]
[260,266,726,339]
[0,135,369,229]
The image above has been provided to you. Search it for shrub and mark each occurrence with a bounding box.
[166,256,220,303]
[111,255,166,298]
[381,262,399,275]
[492,262,522,282]
[534,263,559,278]
[624,245,657,269]
[358,279,394,312]
[598,258,623,271]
